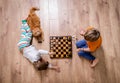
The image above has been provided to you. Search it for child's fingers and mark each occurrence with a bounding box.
[49,52,56,55]
[80,30,85,35]
[48,52,56,56]
[76,48,80,52]
[56,67,60,73]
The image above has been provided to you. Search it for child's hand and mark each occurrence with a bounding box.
[77,48,84,52]
[49,52,56,55]
[80,29,86,36]
[49,63,60,72]
[55,66,60,72]
[76,48,81,52]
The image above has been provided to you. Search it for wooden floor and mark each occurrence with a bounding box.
[0,0,120,83]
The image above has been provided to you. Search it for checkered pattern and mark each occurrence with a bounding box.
[50,36,72,58]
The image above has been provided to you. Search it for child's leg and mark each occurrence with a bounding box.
[76,39,99,67]
[78,51,95,61]
[17,32,29,50]
[78,51,99,67]
[76,39,87,48]
[17,21,32,50]
[22,21,32,42]
[21,21,31,33]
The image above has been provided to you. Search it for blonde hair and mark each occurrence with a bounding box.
[84,28,100,42]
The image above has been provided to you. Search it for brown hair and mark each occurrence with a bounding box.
[33,59,49,71]
[84,28,100,42]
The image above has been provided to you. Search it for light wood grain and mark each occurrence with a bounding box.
[0,0,120,83]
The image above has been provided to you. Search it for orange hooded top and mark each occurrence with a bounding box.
[86,26,102,52]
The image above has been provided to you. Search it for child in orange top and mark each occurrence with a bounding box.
[76,26,102,67]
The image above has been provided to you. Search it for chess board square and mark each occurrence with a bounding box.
[50,36,72,58]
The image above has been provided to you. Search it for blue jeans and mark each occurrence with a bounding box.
[76,39,95,60]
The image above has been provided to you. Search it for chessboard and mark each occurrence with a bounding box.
[50,36,72,58]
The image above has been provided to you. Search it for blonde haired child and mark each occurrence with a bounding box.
[76,26,102,67]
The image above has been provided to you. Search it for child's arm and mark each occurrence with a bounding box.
[39,58,60,72]
[38,50,55,55]
[38,50,49,55]
[48,63,60,72]
[77,47,91,52]
[79,26,94,36]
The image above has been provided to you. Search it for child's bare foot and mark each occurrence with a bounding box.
[91,58,99,68]
[89,60,93,64]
